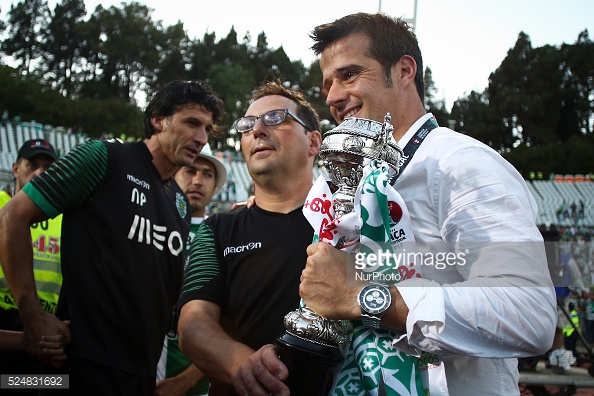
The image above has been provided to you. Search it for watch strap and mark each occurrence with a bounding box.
[361,313,381,329]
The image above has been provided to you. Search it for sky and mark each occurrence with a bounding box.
[1,0,593,109]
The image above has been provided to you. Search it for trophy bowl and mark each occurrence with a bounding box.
[274,114,403,395]
[319,114,403,217]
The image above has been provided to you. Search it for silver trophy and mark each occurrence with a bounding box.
[275,114,404,395]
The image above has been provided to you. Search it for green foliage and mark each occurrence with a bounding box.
[75,97,142,138]
[2,0,50,74]
[41,0,87,96]
[424,67,450,127]
[503,133,594,177]
[0,65,71,126]
[452,30,594,174]
[0,64,141,138]
[88,2,165,100]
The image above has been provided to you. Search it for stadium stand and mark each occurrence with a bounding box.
[1,121,593,226]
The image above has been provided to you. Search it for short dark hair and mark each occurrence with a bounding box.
[143,80,225,139]
[250,79,321,133]
[310,13,424,103]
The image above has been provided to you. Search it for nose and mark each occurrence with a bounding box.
[250,118,269,139]
[194,126,208,147]
[325,82,348,109]
[192,173,203,187]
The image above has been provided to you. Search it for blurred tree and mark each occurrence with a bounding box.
[0,64,73,127]
[74,5,104,95]
[559,30,594,138]
[0,6,7,33]
[151,22,193,98]
[187,31,217,81]
[207,62,255,150]
[80,2,165,101]
[41,0,87,97]
[1,0,50,74]
[75,96,142,138]
[301,59,334,132]
[423,66,450,127]
[485,32,534,151]
[450,90,497,146]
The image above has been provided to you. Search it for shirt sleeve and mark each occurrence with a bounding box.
[23,139,108,218]
[178,221,226,310]
[394,145,557,358]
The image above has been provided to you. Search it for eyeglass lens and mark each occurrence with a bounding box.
[236,110,287,133]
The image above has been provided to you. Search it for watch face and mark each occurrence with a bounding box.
[358,285,391,314]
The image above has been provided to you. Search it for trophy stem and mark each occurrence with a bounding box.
[333,185,356,218]
[276,305,351,395]
[274,332,346,396]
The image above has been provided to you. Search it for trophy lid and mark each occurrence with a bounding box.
[327,117,384,138]
[319,114,404,177]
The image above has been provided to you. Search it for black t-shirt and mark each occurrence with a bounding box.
[179,205,313,392]
[26,139,190,376]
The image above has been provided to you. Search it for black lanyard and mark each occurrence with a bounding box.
[392,116,438,184]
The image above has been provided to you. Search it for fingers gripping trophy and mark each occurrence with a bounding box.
[274,114,405,395]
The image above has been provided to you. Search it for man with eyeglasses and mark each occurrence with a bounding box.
[177,80,322,396]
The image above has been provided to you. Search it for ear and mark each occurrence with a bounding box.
[151,116,165,133]
[308,130,323,157]
[394,55,417,89]
[11,161,19,179]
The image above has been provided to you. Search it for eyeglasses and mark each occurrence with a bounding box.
[234,109,311,134]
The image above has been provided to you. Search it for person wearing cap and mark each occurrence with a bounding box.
[156,145,227,396]
[0,81,225,395]
[0,139,66,380]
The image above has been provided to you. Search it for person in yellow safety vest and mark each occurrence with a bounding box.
[563,301,582,365]
[0,187,9,206]
[0,139,64,377]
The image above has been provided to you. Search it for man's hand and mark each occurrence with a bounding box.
[302,242,409,330]
[232,195,256,210]
[156,377,192,396]
[21,307,71,368]
[39,320,70,366]
[156,364,204,396]
[231,344,289,396]
[301,242,362,320]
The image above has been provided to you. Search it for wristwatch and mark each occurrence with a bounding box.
[357,283,392,328]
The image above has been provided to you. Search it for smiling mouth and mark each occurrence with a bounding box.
[344,108,361,119]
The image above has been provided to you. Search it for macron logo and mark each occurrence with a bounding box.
[127,174,150,190]
[223,242,262,257]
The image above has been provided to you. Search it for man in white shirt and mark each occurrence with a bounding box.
[233,13,556,396]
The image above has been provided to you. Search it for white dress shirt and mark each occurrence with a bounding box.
[392,114,556,395]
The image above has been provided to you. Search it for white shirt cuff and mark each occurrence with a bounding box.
[393,279,446,354]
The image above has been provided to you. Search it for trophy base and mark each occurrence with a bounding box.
[274,332,345,396]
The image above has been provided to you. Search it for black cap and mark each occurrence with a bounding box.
[17,139,57,161]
